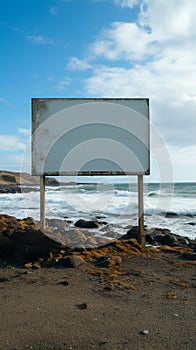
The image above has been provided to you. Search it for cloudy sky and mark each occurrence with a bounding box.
[0,0,196,182]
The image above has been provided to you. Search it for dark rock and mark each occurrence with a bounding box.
[145,234,155,245]
[145,227,180,247]
[165,212,179,218]
[98,221,108,225]
[154,233,178,246]
[148,228,171,236]
[97,255,122,268]
[59,280,69,286]
[74,219,100,229]
[187,222,195,226]
[177,237,190,246]
[0,214,64,259]
[0,185,22,193]
[181,252,196,261]
[190,242,196,252]
[77,303,88,309]
[0,234,15,256]
[2,174,16,183]
[58,255,85,268]
[46,178,59,186]
[121,226,139,240]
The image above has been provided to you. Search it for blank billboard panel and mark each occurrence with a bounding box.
[32,98,150,176]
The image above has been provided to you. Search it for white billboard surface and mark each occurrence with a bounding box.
[32,98,150,176]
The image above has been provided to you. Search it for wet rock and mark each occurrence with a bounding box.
[98,221,108,226]
[145,233,155,245]
[121,226,139,240]
[177,237,190,246]
[165,212,179,218]
[154,233,178,246]
[0,185,22,193]
[145,227,191,247]
[74,219,100,229]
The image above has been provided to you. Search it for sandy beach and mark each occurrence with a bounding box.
[0,246,195,350]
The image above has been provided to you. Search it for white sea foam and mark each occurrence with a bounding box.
[0,182,195,239]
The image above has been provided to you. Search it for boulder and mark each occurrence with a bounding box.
[46,178,59,186]
[122,226,139,240]
[74,219,100,229]
[0,214,64,259]
[58,255,86,268]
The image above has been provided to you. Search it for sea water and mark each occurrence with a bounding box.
[0,182,195,240]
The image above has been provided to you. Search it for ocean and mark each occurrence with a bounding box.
[0,181,195,240]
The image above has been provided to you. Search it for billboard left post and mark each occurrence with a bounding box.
[40,175,46,229]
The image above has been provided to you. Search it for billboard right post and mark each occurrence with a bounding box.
[138,174,145,245]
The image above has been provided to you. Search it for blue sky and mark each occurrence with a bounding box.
[0,0,196,182]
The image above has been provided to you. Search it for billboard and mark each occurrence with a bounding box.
[32,98,150,176]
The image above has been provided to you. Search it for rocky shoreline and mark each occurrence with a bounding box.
[0,214,195,268]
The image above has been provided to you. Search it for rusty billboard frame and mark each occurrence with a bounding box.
[31,97,150,245]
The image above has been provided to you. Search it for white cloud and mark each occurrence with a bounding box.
[114,0,139,9]
[55,78,71,90]
[18,128,30,136]
[0,135,26,151]
[80,0,196,152]
[26,35,55,45]
[88,1,196,63]
[139,0,196,41]
[67,57,91,71]
[58,0,196,181]
[89,22,153,61]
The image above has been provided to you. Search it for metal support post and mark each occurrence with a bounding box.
[40,175,46,230]
[138,175,145,246]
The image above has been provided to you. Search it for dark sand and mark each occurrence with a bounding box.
[0,251,195,350]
